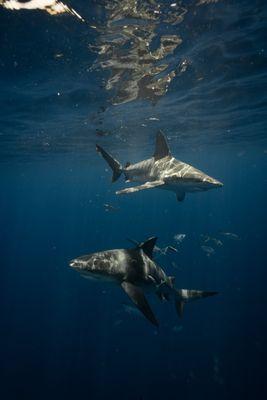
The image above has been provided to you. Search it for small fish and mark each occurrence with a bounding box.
[201,245,215,257]
[174,234,186,243]
[212,238,223,247]
[201,234,223,247]
[219,232,240,240]
[200,234,210,243]
[122,303,142,318]
[113,319,123,327]
[96,129,111,137]
[154,245,164,254]
[103,203,119,212]
[154,245,178,256]
[171,262,183,271]
[172,325,183,333]
[54,53,64,59]
[166,245,178,253]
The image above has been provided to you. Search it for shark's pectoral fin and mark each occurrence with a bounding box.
[157,292,170,302]
[116,180,164,195]
[176,192,185,202]
[121,281,159,327]
[156,292,165,302]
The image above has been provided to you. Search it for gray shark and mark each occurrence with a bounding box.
[69,237,218,326]
[96,131,223,201]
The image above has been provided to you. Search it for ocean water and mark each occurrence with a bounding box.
[0,1,267,399]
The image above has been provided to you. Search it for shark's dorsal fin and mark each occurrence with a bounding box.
[154,130,170,160]
[138,236,157,259]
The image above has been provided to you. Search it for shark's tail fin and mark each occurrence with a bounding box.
[175,289,218,318]
[96,144,123,182]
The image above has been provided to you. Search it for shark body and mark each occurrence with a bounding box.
[96,131,223,201]
[70,237,217,326]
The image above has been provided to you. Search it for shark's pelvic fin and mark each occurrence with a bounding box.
[121,281,159,327]
[116,180,164,195]
[176,192,185,202]
[175,300,185,318]
[154,130,171,160]
[138,237,157,259]
[157,292,170,302]
[96,144,122,182]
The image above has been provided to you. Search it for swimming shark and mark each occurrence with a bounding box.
[69,237,218,326]
[96,131,223,201]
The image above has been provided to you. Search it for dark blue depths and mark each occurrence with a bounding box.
[0,1,267,399]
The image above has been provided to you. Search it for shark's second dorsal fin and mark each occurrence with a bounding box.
[138,237,157,259]
[154,130,170,160]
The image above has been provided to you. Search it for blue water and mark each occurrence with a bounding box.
[0,1,267,399]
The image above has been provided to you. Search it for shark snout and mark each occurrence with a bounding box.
[211,178,223,187]
[204,176,223,188]
[69,259,80,269]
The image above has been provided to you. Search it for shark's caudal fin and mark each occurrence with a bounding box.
[175,289,218,318]
[154,130,171,160]
[96,144,123,182]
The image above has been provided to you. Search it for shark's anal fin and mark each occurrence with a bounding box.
[121,281,159,327]
[154,130,170,160]
[176,192,185,202]
[116,180,164,195]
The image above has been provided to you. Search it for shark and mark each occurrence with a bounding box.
[96,131,223,201]
[69,237,218,327]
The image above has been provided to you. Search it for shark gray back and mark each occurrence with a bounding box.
[96,131,223,202]
[70,237,218,327]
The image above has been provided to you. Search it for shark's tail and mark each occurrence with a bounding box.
[96,144,123,182]
[175,289,218,317]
